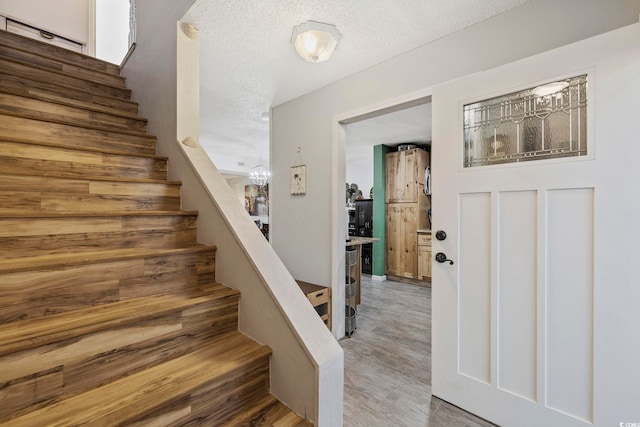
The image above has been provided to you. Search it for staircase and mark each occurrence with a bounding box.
[0,30,311,426]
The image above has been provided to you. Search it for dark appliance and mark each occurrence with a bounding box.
[361,243,373,275]
[347,208,356,236]
[355,199,374,274]
[355,199,373,237]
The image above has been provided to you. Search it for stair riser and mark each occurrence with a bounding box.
[0,174,177,194]
[182,366,270,426]
[0,251,216,323]
[0,115,155,155]
[0,216,197,258]
[0,58,130,99]
[0,192,180,213]
[134,360,270,427]
[0,45,126,87]
[0,144,166,182]
[0,174,180,212]
[0,92,147,134]
[0,30,121,75]
[0,304,239,422]
[2,196,180,214]
[0,174,180,214]
[0,72,138,114]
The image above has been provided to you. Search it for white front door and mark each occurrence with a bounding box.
[432,23,640,427]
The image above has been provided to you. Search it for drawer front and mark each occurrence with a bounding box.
[307,288,330,306]
[418,234,432,246]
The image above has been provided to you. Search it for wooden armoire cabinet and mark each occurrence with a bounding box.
[385,148,430,279]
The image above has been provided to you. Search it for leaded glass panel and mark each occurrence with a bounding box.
[463,74,588,167]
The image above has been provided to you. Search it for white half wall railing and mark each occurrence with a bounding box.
[175,21,344,427]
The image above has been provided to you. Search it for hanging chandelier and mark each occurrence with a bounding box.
[249,164,270,187]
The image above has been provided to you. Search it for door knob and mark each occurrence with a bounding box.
[435,252,454,265]
[435,230,447,241]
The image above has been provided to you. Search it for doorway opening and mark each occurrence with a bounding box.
[337,96,442,423]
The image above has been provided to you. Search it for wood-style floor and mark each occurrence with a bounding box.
[341,276,497,427]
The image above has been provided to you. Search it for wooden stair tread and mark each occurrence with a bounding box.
[0,172,179,186]
[0,79,143,120]
[0,43,126,88]
[0,115,157,156]
[0,29,121,75]
[0,109,150,138]
[0,136,162,160]
[3,333,270,427]
[0,89,147,124]
[0,210,196,218]
[0,245,216,274]
[0,55,130,98]
[221,394,313,427]
[0,70,138,114]
[0,288,239,357]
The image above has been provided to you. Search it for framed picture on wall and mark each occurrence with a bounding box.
[290,165,306,195]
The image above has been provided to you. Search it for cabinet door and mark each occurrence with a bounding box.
[385,204,418,278]
[418,246,432,280]
[386,149,429,203]
[385,151,402,202]
[402,150,418,203]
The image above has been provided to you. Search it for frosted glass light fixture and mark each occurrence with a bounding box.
[291,20,342,63]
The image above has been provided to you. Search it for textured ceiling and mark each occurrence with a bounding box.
[182,0,530,174]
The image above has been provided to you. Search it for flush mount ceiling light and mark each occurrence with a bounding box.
[291,20,342,63]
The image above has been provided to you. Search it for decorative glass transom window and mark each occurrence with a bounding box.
[463,74,587,167]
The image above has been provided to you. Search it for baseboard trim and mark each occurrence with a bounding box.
[371,275,387,282]
[386,274,432,288]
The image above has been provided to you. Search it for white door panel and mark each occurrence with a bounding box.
[432,23,640,426]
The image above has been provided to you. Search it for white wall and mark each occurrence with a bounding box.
[0,0,92,45]
[121,0,194,160]
[345,152,374,200]
[95,0,129,64]
[271,0,640,339]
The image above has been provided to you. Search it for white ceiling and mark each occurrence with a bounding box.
[345,102,432,162]
[182,0,530,175]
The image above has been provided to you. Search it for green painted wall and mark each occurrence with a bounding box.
[372,144,391,276]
